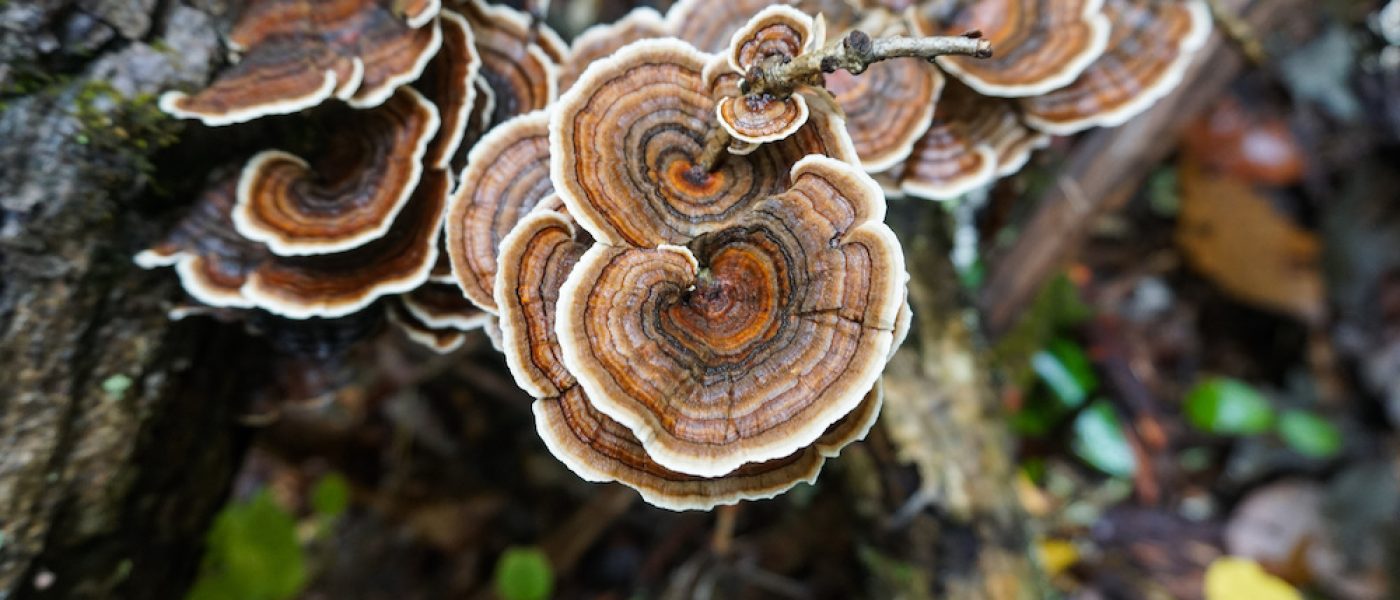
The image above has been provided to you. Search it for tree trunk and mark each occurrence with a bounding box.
[0,2,266,598]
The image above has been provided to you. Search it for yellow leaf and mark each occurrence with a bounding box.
[1037,539,1079,577]
[1205,557,1302,600]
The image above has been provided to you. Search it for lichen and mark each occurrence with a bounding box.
[70,79,183,181]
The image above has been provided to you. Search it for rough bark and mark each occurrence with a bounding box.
[0,2,266,598]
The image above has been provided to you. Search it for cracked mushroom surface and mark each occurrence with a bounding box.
[445,111,555,312]
[233,87,440,256]
[554,155,905,476]
[1020,0,1212,134]
[495,208,884,509]
[550,39,857,247]
[916,0,1111,97]
[161,0,442,125]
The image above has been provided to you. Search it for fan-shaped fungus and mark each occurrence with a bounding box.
[560,7,669,92]
[455,0,562,126]
[445,111,555,312]
[495,208,884,509]
[916,0,1110,97]
[555,155,905,475]
[402,281,492,331]
[161,0,443,125]
[668,0,799,53]
[418,10,481,169]
[388,297,470,353]
[550,40,856,247]
[715,6,816,143]
[900,81,1046,200]
[1020,0,1212,134]
[233,88,440,255]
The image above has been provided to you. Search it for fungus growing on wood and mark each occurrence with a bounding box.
[559,7,669,92]
[139,169,450,319]
[445,111,554,312]
[233,88,440,256]
[161,0,443,125]
[899,81,1047,200]
[418,10,481,169]
[914,0,1111,97]
[716,6,817,143]
[495,207,885,509]
[550,40,856,248]
[554,155,905,475]
[456,0,562,126]
[1020,0,1212,134]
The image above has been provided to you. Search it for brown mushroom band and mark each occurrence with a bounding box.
[551,40,855,247]
[555,157,904,476]
[826,52,944,173]
[234,88,439,256]
[927,0,1110,97]
[497,210,882,509]
[446,111,555,312]
[900,82,1045,200]
[456,0,559,126]
[418,10,480,169]
[1020,0,1211,134]
[561,7,669,93]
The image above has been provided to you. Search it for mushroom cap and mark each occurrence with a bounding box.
[242,169,450,319]
[402,281,493,330]
[457,0,561,126]
[555,155,905,476]
[1020,0,1212,134]
[233,87,440,256]
[899,81,1045,200]
[825,21,945,173]
[135,172,266,309]
[445,111,554,312]
[495,208,882,509]
[726,5,815,72]
[716,93,811,144]
[388,297,469,353]
[418,10,482,169]
[668,0,803,53]
[920,0,1111,97]
[560,7,670,92]
[550,39,857,247]
[161,0,442,125]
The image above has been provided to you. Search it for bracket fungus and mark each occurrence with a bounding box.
[554,154,905,476]
[668,0,800,53]
[161,0,443,125]
[550,39,856,248]
[900,81,1048,201]
[1019,0,1213,134]
[715,5,817,143]
[455,0,563,126]
[914,0,1111,97]
[496,205,885,509]
[560,7,670,93]
[417,10,482,170]
[233,88,440,256]
[445,110,555,313]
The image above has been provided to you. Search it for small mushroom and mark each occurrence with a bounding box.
[417,10,482,170]
[824,19,945,172]
[233,88,440,255]
[715,6,817,143]
[161,0,443,125]
[495,207,884,509]
[915,0,1111,97]
[402,281,492,331]
[559,7,670,93]
[550,39,857,247]
[139,169,451,319]
[1020,0,1212,134]
[456,0,562,126]
[899,81,1046,200]
[445,111,554,312]
[555,156,905,476]
[668,0,799,53]
[388,297,470,353]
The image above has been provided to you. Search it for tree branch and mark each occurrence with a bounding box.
[741,29,992,98]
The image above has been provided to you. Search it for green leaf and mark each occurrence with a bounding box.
[187,490,306,600]
[1185,377,1275,435]
[311,472,351,518]
[1276,410,1342,458]
[494,547,554,600]
[1071,400,1136,478]
[1032,338,1097,408]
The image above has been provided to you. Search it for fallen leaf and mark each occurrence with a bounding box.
[1204,557,1303,600]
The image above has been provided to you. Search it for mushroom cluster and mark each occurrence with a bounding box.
[140,0,1207,510]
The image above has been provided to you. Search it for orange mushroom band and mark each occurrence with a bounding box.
[233,88,440,256]
[160,0,442,125]
[918,0,1111,97]
[554,156,906,476]
[715,6,818,143]
[445,110,555,313]
[1019,0,1212,134]
[550,39,857,248]
[138,169,450,319]
[495,208,884,509]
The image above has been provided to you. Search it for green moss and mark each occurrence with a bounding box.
[71,79,183,181]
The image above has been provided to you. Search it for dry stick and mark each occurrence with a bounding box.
[696,29,993,171]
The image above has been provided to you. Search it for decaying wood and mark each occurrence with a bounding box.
[977,0,1306,337]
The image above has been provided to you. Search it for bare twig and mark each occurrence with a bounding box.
[741,30,992,98]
